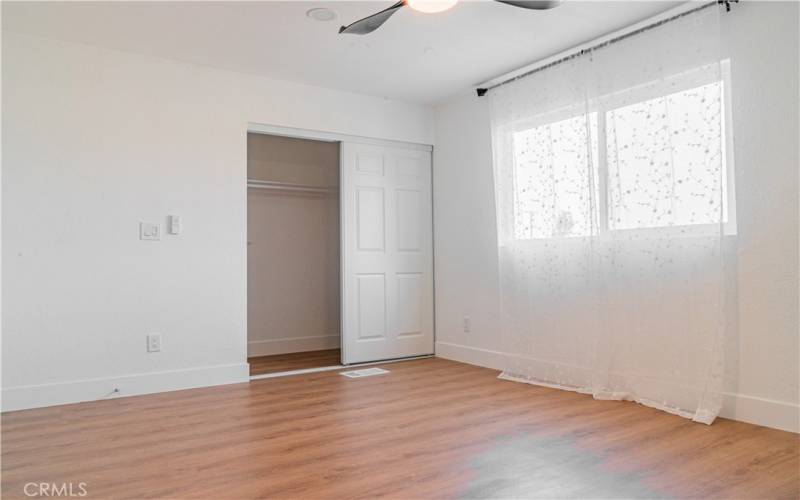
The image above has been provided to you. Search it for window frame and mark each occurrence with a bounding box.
[508,60,737,242]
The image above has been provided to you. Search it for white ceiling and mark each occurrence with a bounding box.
[2,1,681,104]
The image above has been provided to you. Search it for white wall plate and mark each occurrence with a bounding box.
[140,222,161,240]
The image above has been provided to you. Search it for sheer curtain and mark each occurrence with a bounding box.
[489,4,731,424]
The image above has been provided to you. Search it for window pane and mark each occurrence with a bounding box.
[512,113,599,239]
[606,81,726,231]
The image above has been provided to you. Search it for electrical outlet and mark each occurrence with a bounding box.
[147,333,162,353]
[463,317,471,333]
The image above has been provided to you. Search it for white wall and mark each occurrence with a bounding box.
[1,32,434,410]
[433,1,799,432]
[247,134,340,356]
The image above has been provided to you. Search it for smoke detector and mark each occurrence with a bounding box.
[306,8,338,22]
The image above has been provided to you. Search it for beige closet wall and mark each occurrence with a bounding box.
[247,134,340,356]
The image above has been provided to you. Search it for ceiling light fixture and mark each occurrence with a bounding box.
[339,0,559,36]
[306,7,338,22]
[406,0,458,14]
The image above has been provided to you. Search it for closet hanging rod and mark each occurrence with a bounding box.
[247,179,338,195]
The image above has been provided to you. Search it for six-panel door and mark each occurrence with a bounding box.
[341,142,434,364]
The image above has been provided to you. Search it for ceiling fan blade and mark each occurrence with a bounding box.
[493,0,561,9]
[339,1,406,35]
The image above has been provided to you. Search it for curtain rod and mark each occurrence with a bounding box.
[476,0,735,97]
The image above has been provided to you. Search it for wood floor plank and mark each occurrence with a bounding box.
[248,349,341,376]
[2,358,798,499]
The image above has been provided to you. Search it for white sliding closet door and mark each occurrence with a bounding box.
[341,142,434,364]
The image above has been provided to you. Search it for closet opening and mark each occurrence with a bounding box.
[247,132,341,377]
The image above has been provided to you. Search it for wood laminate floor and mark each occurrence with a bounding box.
[248,349,341,376]
[2,358,798,499]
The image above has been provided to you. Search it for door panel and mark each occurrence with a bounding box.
[356,187,385,251]
[396,273,423,336]
[357,273,387,340]
[396,189,421,251]
[341,142,433,364]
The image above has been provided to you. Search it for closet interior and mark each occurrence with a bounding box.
[247,132,341,376]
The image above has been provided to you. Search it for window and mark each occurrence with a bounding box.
[512,113,598,240]
[511,67,735,240]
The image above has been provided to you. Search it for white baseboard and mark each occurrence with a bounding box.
[719,392,799,433]
[1,363,250,412]
[435,341,506,370]
[435,341,799,433]
[248,335,340,357]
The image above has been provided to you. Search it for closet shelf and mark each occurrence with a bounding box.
[247,179,338,195]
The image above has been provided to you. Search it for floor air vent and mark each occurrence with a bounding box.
[339,367,390,378]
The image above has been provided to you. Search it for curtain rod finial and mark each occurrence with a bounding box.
[476,88,489,97]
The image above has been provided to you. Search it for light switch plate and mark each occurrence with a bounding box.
[168,215,181,235]
[140,222,161,240]
[147,333,162,352]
